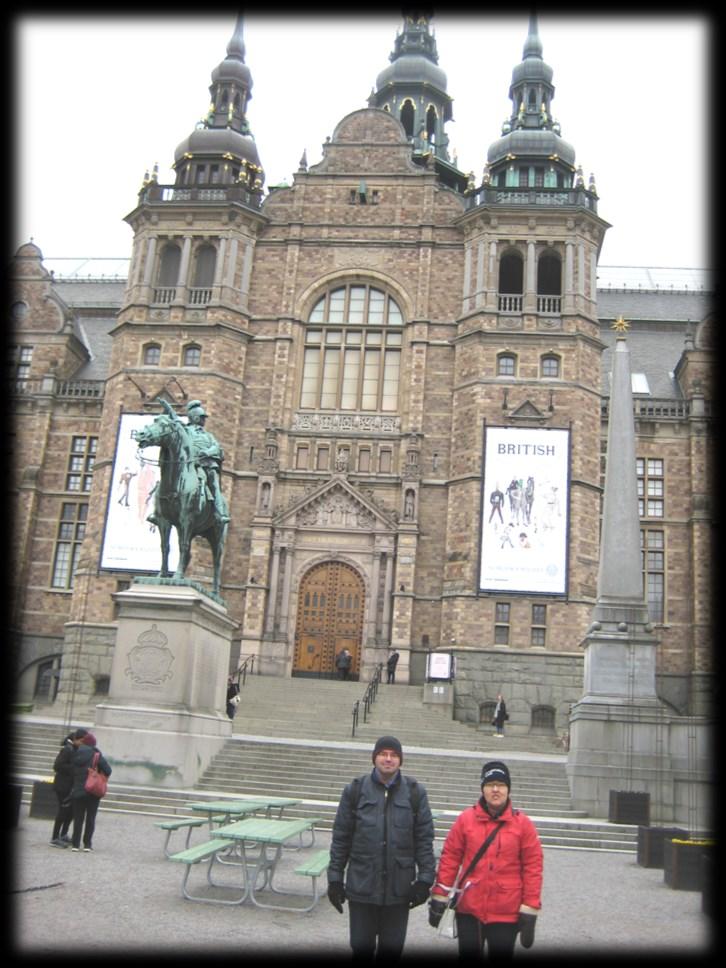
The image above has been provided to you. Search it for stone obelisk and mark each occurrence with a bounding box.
[567,317,666,819]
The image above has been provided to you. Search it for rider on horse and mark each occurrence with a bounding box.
[161,399,230,524]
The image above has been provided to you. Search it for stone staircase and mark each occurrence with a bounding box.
[10,676,638,853]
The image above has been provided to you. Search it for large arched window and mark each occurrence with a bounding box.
[157,243,181,287]
[499,251,524,295]
[192,244,217,288]
[300,284,403,412]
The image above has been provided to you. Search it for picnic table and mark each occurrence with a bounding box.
[167,816,329,912]
[187,797,302,826]
[214,817,326,911]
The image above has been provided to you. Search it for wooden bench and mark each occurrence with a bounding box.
[167,839,247,905]
[290,849,331,912]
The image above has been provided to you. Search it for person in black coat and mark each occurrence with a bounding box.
[327,735,435,960]
[69,731,112,851]
[493,693,508,737]
[50,728,87,847]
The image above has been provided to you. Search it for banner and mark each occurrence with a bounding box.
[100,412,180,573]
[479,426,570,595]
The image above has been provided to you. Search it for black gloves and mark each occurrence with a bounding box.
[409,880,431,908]
[517,912,537,948]
[327,881,347,914]
[428,897,448,928]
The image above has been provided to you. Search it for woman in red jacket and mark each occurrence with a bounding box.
[429,760,543,959]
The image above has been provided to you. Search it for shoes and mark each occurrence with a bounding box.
[61,835,73,844]
[495,734,504,738]
[50,838,68,848]
[71,847,81,852]
[83,847,94,852]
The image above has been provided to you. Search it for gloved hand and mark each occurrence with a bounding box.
[428,897,448,928]
[409,880,431,908]
[517,912,537,948]
[327,881,347,914]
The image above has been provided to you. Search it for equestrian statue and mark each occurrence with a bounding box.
[134,398,229,600]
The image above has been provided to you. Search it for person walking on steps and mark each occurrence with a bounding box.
[428,760,543,960]
[492,693,508,737]
[327,735,435,962]
[49,728,87,848]
[69,731,112,852]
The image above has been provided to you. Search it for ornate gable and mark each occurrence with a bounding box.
[275,474,397,532]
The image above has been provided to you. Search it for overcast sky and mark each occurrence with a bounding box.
[15,13,709,270]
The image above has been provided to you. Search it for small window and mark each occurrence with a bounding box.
[541,354,560,378]
[379,450,392,474]
[66,438,96,493]
[295,445,309,470]
[143,344,161,366]
[316,446,329,471]
[637,458,664,518]
[531,705,556,731]
[358,448,371,473]
[183,345,201,367]
[497,353,516,377]
[641,529,665,623]
[494,602,510,645]
[531,603,547,646]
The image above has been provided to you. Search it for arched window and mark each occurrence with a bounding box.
[300,284,403,412]
[143,343,161,366]
[192,244,216,288]
[531,705,556,731]
[498,252,524,295]
[183,344,201,367]
[426,105,438,143]
[400,99,415,138]
[537,254,562,296]
[157,243,181,287]
[497,352,517,377]
[541,354,560,378]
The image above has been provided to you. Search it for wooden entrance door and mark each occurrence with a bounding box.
[293,562,365,678]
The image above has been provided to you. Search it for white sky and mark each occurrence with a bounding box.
[15,14,709,269]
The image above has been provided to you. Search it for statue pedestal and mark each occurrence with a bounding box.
[94,582,235,787]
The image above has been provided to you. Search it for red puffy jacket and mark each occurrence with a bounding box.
[433,799,542,924]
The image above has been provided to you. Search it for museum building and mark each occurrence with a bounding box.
[9,15,713,736]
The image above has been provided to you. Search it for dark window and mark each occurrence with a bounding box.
[157,244,181,287]
[494,602,510,644]
[499,252,524,294]
[143,344,161,366]
[531,705,556,730]
[192,244,216,287]
[541,355,560,378]
[51,503,88,587]
[183,345,201,367]
[537,255,562,296]
[497,354,516,377]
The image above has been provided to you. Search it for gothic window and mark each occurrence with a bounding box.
[157,243,181,287]
[300,284,403,412]
[183,344,201,367]
[537,254,562,296]
[498,251,524,295]
[541,354,561,378]
[400,99,415,138]
[51,502,88,588]
[497,353,517,377]
[426,104,437,143]
[192,244,216,287]
[143,343,161,366]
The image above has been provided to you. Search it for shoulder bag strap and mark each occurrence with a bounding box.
[458,820,504,885]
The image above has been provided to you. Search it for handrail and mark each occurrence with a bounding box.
[236,654,256,689]
[351,663,384,738]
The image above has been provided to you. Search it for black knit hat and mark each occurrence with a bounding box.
[372,735,403,763]
[480,760,511,789]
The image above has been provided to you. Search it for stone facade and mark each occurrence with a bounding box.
[9,19,713,731]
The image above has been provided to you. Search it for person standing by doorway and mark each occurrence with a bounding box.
[492,693,508,737]
[386,649,400,684]
[335,647,352,681]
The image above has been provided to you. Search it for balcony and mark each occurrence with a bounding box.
[10,378,105,400]
[465,184,598,214]
[140,183,264,212]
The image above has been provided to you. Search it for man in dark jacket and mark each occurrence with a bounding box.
[69,731,112,852]
[327,735,435,961]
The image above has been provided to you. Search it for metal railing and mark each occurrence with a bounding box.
[235,654,257,690]
[351,662,384,738]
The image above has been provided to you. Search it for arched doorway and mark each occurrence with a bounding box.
[293,561,365,679]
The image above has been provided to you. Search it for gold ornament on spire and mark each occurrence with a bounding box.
[612,315,630,334]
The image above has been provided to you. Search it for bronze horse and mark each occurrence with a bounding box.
[134,400,228,599]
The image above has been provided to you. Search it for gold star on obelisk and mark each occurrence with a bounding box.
[611,315,630,334]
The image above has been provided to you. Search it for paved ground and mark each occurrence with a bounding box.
[10,807,713,961]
